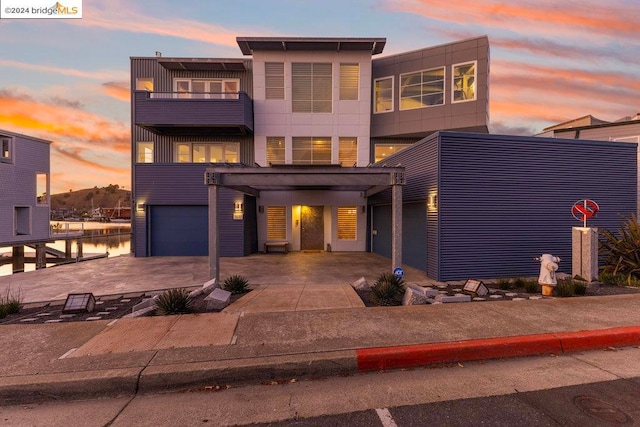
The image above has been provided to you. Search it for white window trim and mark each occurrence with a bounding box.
[399,66,445,111]
[172,78,240,99]
[174,142,240,163]
[451,60,477,104]
[612,136,640,143]
[373,76,394,114]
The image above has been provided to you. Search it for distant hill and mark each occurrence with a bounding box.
[51,185,131,215]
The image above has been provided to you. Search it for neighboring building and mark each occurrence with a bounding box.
[538,114,640,215]
[131,36,490,259]
[0,129,51,246]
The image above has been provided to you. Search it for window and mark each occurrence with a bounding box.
[173,79,239,99]
[267,206,286,240]
[374,77,393,113]
[400,67,444,110]
[452,62,476,102]
[337,207,357,240]
[292,63,332,113]
[36,173,48,205]
[136,142,154,163]
[174,142,240,163]
[266,137,285,165]
[292,137,331,165]
[374,144,411,162]
[340,64,359,100]
[15,206,30,235]
[1,137,12,163]
[136,78,153,91]
[265,62,285,100]
[613,136,640,143]
[338,137,357,166]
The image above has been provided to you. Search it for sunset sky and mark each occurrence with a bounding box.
[0,0,638,194]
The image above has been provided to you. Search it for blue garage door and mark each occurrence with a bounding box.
[150,206,208,256]
[372,202,427,272]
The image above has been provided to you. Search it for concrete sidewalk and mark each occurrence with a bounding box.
[2,293,640,404]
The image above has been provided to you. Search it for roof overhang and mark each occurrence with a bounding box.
[157,58,248,71]
[236,37,386,56]
[205,165,404,197]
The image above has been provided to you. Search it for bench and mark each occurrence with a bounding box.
[264,241,289,254]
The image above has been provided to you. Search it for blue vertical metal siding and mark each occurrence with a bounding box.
[438,132,637,281]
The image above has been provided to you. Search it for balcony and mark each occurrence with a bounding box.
[133,91,253,136]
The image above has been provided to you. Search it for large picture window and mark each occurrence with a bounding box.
[292,137,331,165]
[374,144,411,162]
[174,142,239,163]
[265,62,285,100]
[452,61,476,102]
[400,67,444,110]
[338,137,357,166]
[292,63,332,113]
[374,76,393,113]
[339,64,359,101]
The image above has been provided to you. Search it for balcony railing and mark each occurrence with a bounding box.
[133,90,253,136]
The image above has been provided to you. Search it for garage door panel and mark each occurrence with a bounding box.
[150,206,208,256]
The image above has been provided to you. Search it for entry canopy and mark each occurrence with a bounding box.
[204,164,406,197]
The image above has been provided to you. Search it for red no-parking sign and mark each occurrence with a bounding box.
[572,199,599,227]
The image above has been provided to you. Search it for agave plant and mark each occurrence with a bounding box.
[155,288,193,315]
[600,214,640,280]
[369,272,404,306]
[222,275,250,295]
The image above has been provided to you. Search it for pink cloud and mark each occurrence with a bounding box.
[0,59,127,81]
[101,81,130,102]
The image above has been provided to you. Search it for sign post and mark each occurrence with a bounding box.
[571,199,599,282]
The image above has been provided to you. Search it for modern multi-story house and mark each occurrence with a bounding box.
[131,36,489,259]
[0,129,51,246]
[131,36,636,281]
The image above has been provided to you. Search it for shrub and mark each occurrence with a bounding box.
[524,279,539,294]
[573,281,587,295]
[1,287,23,315]
[496,278,513,290]
[222,275,250,295]
[512,278,526,289]
[155,288,193,315]
[599,271,640,287]
[369,272,404,306]
[600,214,640,279]
[555,279,575,297]
[0,304,7,319]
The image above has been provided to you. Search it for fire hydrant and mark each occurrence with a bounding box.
[535,254,561,296]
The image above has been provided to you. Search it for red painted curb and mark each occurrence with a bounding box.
[356,326,640,372]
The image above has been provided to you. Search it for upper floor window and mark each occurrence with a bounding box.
[374,76,393,113]
[36,173,48,205]
[266,137,285,165]
[136,78,154,91]
[400,67,444,110]
[1,136,12,163]
[340,64,359,101]
[175,142,239,163]
[338,137,358,166]
[136,141,154,163]
[265,62,285,100]
[292,137,331,165]
[174,79,239,99]
[292,63,332,113]
[374,143,411,162]
[452,61,476,103]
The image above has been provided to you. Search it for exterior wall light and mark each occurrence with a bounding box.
[233,202,244,220]
[136,203,146,212]
[428,193,438,210]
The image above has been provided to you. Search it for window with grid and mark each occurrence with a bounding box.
[337,207,357,240]
[265,62,285,100]
[292,137,332,165]
[374,76,393,113]
[292,63,332,113]
[338,137,357,166]
[339,64,359,100]
[267,206,286,240]
[400,67,444,110]
[266,137,285,165]
[452,62,476,102]
[175,142,239,163]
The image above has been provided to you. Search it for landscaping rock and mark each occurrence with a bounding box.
[407,283,439,298]
[402,287,429,306]
[205,288,232,311]
[132,297,157,312]
[201,278,218,295]
[351,277,370,291]
[434,293,472,303]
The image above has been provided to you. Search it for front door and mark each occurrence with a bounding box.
[300,206,324,250]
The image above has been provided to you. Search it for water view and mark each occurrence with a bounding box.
[0,222,131,277]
